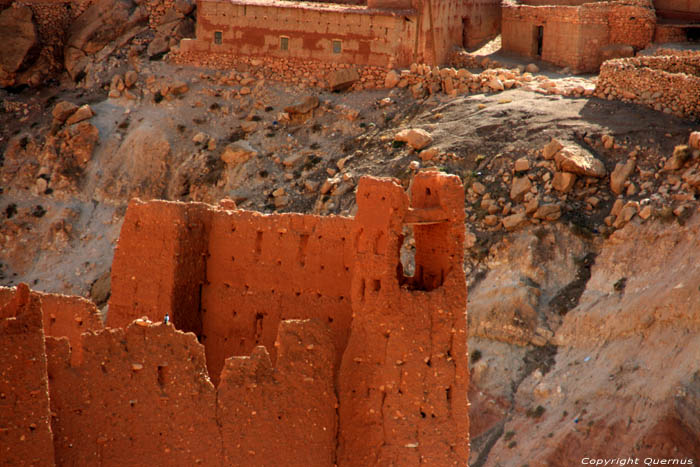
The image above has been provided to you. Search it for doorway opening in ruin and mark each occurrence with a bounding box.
[687,27,700,42]
[535,26,544,57]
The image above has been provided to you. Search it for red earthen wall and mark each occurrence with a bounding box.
[46,315,336,465]
[337,173,469,465]
[0,286,103,366]
[203,210,354,384]
[218,319,337,466]
[0,284,55,466]
[108,200,209,336]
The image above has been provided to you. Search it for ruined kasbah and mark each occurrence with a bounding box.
[0,0,699,463]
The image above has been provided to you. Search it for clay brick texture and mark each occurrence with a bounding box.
[1,173,469,465]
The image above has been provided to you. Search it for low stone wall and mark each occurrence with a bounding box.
[595,55,700,120]
[173,50,389,90]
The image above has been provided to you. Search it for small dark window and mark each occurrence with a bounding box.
[214,31,222,45]
[332,39,342,54]
[280,36,289,51]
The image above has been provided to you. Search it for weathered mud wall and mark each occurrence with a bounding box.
[218,319,337,466]
[0,284,55,466]
[3,173,469,466]
[203,210,354,383]
[108,200,209,336]
[337,173,469,465]
[0,286,103,365]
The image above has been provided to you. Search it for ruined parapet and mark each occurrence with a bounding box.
[46,320,221,466]
[0,284,55,466]
[338,172,468,465]
[219,319,337,466]
[0,286,103,366]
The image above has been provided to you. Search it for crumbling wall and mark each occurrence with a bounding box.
[0,284,55,466]
[46,322,220,466]
[0,286,103,366]
[46,315,337,465]
[337,173,468,465]
[203,210,354,384]
[218,319,337,466]
[596,55,700,120]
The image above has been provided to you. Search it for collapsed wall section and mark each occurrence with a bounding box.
[0,286,104,366]
[0,284,55,467]
[337,172,468,465]
[218,319,337,466]
[46,322,220,466]
[44,314,336,466]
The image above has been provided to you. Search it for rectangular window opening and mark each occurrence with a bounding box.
[280,36,289,51]
[332,39,342,54]
[214,31,222,45]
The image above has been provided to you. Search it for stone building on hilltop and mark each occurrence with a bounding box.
[180,0,502,66]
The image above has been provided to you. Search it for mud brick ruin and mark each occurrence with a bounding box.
[0,172,469,465]
[501,0,700,73]
[180,0,501,66]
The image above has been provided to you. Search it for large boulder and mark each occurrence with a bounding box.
[64,0,147,79]
[0,6,39,75]
[554,145,606,178]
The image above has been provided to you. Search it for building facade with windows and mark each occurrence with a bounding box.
[179,0,501,67]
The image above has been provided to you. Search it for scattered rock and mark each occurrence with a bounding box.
[394,128,433,150]
[384,70,400,89]
[613,201,639,228]
[419,148,438,161]
[543,138,563,160]
[514,158,530,172]
[554,146,606,178]
[284,96,320,115]
[502,212,528,231]
[689,131,700,150]
[0,6,39,75]
[610,159,636,195]
[472,182,486,196]
[52,101,79,123]
[552,171,576,192]
[169,81,189,96]
[65,104,95,126]
[663,145,691,171]
[148,35,170,58]
[510,176,532,202]
[533,204,562,221]
[221,141,257,167]
[525,63,539,74]
[124,70,138,88]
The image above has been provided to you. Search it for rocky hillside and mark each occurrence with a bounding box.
[1,24,699,464]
